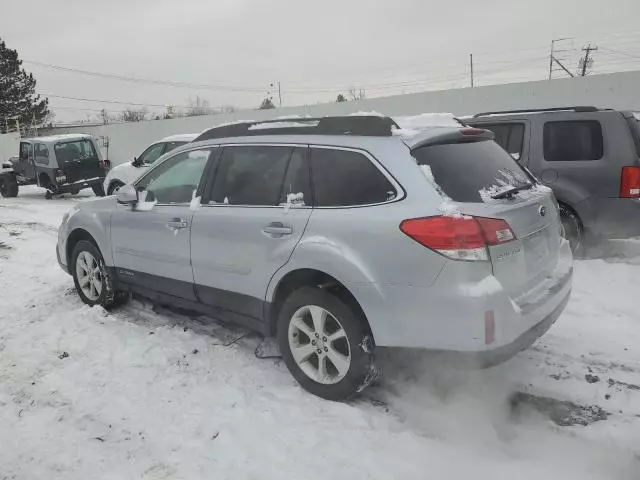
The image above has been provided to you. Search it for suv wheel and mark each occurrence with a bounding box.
[277,286,377,400]
[559,204,583,253]
[71,240,129,308]
[0,174,19,198]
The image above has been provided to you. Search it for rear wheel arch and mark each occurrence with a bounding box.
[267,268,373,340]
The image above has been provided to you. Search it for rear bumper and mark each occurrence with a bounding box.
[54,176,104,193]
[586,198,640,239]
[350,240,573,362]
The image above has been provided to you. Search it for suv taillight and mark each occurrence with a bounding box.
[399,216,516,261]
[620,166,640,198]
[99,160,111,170]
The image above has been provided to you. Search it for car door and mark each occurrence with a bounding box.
[19,142,35,180]
[110,146,215,300]
[190,145,312,322]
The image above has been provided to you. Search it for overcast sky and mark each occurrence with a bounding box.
[2,0,640,121]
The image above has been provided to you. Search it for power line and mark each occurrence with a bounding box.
[599,46,640,60]
[43,93,191,108]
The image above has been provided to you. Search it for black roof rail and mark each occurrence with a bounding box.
[472,106,599,118]
[194,115,400,142]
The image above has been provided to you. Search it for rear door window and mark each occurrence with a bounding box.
[34,144,49,165]
[279,147,311,206]
[411,140,532,203]
[543,120,603,161]
[310,147,396,207]
[478,123,524,160]
[210,145,292,206]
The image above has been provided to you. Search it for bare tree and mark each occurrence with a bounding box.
[336,93,347,103]
[186,96,215,117]
[99,108,112,125]
[348,87,366,101]
[120,108,148,122]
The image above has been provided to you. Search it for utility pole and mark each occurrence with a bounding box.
[470,54,474,88]
[579,44,598,76]
[278,81,282,107]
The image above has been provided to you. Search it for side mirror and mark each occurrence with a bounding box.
[132,157,141,167]
[116,184,138,205]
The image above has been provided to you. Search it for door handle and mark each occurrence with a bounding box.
[262,222,293,236]
[167,218,189,230]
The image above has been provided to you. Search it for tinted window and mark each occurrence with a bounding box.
[279,147,311,206]
[138,143,165,165]
[310,148,396,207]
[480,123,524,160]
[411,140,532,203]
[543,121,603,162]
[139,149,211,204]
[54,139,98,163]
[20,143,32,160]
[211,146,291,206]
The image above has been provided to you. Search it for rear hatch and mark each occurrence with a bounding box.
[410,136,562,297]
[54,138,104,183]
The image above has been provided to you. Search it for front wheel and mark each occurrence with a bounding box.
[0,174,19,198]
[277,287,377,401]
[71,240,129,308]
[92,183,106,197]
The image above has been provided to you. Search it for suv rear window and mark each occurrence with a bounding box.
[411,140,532,203]
[543,120,603,161]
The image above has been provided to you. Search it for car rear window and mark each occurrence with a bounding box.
[54,139,98,162]
[627,113,640,157]
[411,140,532,203]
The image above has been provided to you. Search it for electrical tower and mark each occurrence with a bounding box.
[549,38,575,79]
[578,44,598,76]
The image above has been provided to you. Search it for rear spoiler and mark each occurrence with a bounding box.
[410,127,495,150]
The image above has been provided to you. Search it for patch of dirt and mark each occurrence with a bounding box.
[510,392,608,427]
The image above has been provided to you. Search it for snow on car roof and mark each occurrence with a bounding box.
[22,133,95,144]
[160,133,198,142]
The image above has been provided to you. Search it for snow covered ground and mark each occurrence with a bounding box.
[1,186,639,480]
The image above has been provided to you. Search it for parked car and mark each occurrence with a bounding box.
[56,115,572,400]
[103,133,197,195]
[467,107,640,251]
[0,134,107,199]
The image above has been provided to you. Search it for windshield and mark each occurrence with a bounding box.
[411,139,533,202]
[54,139,98,162]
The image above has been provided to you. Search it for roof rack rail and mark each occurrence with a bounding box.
[194,115,400,142]
[472,106,599,118]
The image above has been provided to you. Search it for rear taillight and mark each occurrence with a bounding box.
[620,166,640,198]
[99,160,111,170]
[399,216,516,261]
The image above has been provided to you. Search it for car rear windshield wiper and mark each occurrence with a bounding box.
[490,183,534,199]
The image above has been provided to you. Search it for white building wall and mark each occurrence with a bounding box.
[0,132,20,163]
[40,71,640,166]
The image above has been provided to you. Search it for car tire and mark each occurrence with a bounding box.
[277,286,378,401]
[107,181,125,196]
[0,174,19,198]
[559,204,583,254]
[71,240,129,308]
[92,184,106,197]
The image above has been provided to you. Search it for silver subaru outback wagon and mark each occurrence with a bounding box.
[56,116,573,400]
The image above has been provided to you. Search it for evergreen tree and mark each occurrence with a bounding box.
[0,38,49,132]
[259,97,276,110]
[336,93,347,102]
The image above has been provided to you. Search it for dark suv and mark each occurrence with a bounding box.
[468,107,640,251]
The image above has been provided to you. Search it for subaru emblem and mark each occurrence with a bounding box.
[538,205,547,217]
